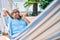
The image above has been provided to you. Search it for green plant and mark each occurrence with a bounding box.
[24,0,53,16]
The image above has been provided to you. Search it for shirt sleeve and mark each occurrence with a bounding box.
[8,19,13,37]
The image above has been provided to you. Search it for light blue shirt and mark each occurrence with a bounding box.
[8,19,27,36]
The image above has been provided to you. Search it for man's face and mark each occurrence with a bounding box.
[12,12,20,19]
